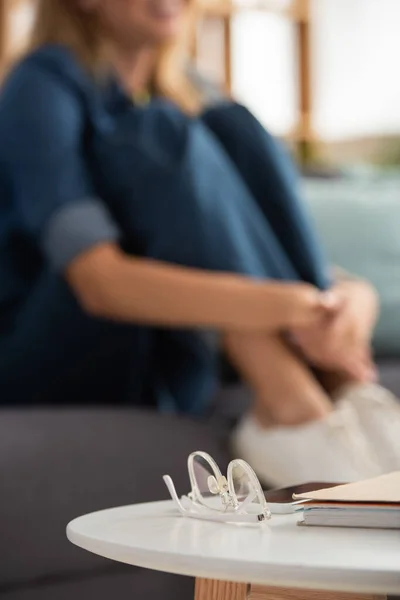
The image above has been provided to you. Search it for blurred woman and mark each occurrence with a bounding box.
[0,0,397,485]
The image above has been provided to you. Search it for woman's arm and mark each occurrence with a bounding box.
[66,243,339,332]
[2,56,338,334]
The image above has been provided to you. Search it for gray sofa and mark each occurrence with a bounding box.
[0,389,235,600]
[1,363,400,600]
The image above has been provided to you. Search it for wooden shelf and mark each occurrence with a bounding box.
[0,1,6,68]
[1,0,317,162]
[197,0,309,21]
[194,0,314,162]
[0,0,33,74]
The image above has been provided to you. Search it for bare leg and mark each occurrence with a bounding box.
[224,331,332,427]
[225,330,382,485]
[316,369,361,398]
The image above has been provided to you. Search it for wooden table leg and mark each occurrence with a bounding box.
[194,579,387,600]
[195,578,249,600]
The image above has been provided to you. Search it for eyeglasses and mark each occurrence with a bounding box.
[163,451,271,524]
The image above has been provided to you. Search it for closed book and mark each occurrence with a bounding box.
[293,472,400,529]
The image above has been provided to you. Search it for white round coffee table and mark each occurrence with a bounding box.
[67,500,400,600]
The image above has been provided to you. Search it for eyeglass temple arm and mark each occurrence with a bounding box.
[239,490,271,519]
[236,490,257,512]
[164,475,261,523]
[163,475,221,521]
[163,475,188,514]
[163,475,215,516]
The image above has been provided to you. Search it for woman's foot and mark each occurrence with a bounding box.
[336,383,400,473]
[232,402,382,488]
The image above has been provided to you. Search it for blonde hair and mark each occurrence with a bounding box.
[8,0,203,113]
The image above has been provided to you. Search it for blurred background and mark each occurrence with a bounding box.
[2,0,400,168]
[196,0,400,169]
[190,0,400,355]
[1,2,399,600]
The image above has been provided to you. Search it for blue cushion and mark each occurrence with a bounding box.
[304,174,400,356]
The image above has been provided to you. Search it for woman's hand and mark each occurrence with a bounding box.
[291,280,379,381]
[252,282,342,331]
[67,243,342,333]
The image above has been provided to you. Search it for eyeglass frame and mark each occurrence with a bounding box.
[163,450,272,524]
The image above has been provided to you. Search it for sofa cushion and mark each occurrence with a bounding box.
[0,566,193,600]
[304,174,400,356]
[0,407,229,588]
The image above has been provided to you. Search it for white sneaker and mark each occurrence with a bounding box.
[336,383,400,473]
[232,403,382,488]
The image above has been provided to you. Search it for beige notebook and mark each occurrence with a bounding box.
[293,471,400,504]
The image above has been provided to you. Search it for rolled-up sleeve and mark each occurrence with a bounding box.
[1,60,120,271]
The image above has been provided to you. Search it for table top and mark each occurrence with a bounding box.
[67,500,400,595]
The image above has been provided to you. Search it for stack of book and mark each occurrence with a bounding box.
[293,472,400,529]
